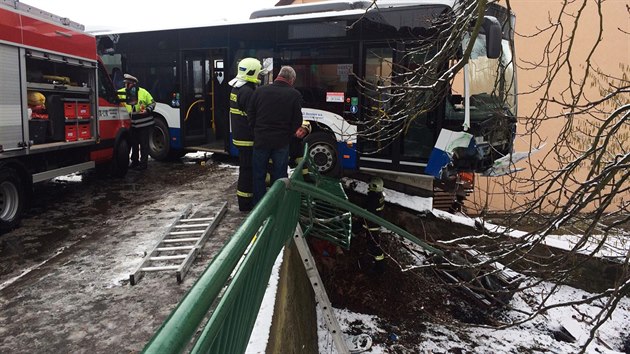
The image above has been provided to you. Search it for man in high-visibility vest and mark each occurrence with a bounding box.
[118,74,155,170]
[228,58,262,212]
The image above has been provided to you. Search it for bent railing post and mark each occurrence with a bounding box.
[285,178,444,256]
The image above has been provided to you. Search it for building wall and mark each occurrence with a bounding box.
[470,0,629,213]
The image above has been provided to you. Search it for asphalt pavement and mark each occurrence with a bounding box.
[0,154,244,353]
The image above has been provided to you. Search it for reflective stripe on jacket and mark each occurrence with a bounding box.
[230,83,255,147]
[363,190,385,231]
[118,86,155,128]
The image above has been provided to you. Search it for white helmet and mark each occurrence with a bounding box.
[368,177,384,192]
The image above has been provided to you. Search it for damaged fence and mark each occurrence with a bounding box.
[141,149,443,354]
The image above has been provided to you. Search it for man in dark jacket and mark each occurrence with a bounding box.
[247,66,303,205]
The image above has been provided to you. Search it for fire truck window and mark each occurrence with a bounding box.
[98,66,116,103]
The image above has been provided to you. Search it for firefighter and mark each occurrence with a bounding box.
[228,58,262,212]
[118,74,155,170]
[362,176,386,274]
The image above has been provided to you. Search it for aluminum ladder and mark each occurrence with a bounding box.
[129,202,228,285]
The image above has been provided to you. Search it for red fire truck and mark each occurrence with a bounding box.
[0,0,132,232]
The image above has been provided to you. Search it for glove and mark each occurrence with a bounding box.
[295,127,309,138]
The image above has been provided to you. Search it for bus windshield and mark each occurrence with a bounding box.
[449,33,516,121]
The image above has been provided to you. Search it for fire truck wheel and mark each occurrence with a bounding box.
[150,118,170,161]
[110,136,130,178]
[303,131,342,178]
[0,168,25,233]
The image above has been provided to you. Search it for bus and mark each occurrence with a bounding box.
[96,0,516,193]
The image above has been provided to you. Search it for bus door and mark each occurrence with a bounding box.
[181,49,230,151]
[358,45,400,171]
[207,48,230,152]
[358,44,437,176]
[181,51,210,146]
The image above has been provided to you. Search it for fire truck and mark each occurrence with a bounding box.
[0,0,132,232]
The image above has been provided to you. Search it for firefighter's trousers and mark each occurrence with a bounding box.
[237,147,253,212]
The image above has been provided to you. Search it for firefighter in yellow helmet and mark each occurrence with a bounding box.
[229,58,262,212]
[361,176,386,274]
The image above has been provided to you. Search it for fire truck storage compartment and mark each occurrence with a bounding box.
[65,125,78,142]
[47,95,66,142]
[64,100,91,119]
[78,123,92,140]
[25,51,96,145]
[28,119,48,144]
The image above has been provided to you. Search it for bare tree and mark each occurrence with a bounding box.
[343,0,628,352]
[426,1,628,352]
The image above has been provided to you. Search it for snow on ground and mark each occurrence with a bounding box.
[319,277,630,353]
[317,178,630,353]
[163,172,627,353]
[246,250,284,354]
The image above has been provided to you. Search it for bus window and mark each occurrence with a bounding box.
[230,49,274,84]
[361,47,394,156]
[279,45,354,114]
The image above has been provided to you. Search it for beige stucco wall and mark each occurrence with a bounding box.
[470,0,629,213]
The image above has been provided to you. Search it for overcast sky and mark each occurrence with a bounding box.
[22,0,279,32]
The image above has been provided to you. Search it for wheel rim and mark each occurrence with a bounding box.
[309,143,335,173]
[150,125,166,153]
[0,180,19,222]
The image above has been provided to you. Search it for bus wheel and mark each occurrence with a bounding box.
[304,131,341,178]
[110,136,130,177]
[150,118,171,161]
[0,168,25,233]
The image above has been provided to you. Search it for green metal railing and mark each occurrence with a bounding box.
[142,150,443,354]
[298,157,353,249]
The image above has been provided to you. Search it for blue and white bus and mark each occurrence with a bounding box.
[97,0,516,192]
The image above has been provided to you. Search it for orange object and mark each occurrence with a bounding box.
[458,171,475,187]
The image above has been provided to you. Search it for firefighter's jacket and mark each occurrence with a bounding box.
[118,87,156,128]
[230,83,256,148]
[364,190,385,232]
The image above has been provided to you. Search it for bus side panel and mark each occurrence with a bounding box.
[339,142,357,169]
[170,127,183,150]
[154,103,183,149]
